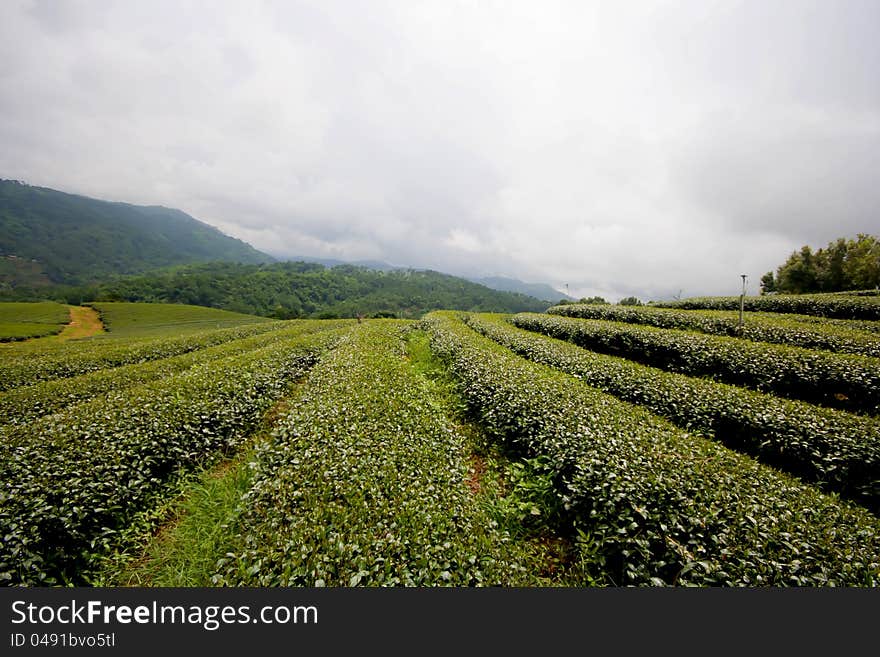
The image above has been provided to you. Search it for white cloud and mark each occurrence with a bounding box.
[444,229,484,254]
[1,0,877,301]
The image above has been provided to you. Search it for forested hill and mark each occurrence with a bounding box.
[0,179,272,287]
[49,262,551,319]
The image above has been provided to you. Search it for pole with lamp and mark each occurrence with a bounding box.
[739,274,747,331]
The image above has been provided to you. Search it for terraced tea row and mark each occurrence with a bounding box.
[511,313,880,415]
[426,312,880,586]
[0,326,352,585]
[549,303,880,358]
[215,321,535,586]
[0,320,355,430]
[654,293,880,320]
[466,313,880,511]
[787,314,880,335]
[0,320,289,391]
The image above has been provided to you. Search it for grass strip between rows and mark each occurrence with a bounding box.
[99,437,264,587]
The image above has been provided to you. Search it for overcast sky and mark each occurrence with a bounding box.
[1,0,878,300]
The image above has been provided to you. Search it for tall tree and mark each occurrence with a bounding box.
[816,238,848,292]
[776,246,819,294]
[844,234,880,290]
[768,235,880,294]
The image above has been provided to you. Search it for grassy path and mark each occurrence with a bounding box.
[103,430,271,586]
[56,305,105,340]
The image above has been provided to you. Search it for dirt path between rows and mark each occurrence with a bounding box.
[57,305,105,340]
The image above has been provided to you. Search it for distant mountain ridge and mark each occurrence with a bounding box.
[283,255,400,271]
[468,276,573,303]
[284,256,571,302]
[0,179,562,314]
[0,179,272,288]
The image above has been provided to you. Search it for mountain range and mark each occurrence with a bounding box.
[0,179,560,316]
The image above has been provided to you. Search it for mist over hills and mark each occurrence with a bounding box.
[281,255,571,302]
[468,276,573,303]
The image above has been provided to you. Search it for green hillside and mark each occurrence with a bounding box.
[54,262,550,318]
[0,179,272,288]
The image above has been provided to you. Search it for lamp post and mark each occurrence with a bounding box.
[739,274,747,330]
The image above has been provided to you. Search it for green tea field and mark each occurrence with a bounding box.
[1,298,879,587]
[0,301,71,342]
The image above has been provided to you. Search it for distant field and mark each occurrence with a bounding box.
[0,300,263,343]
[89,302,273,337]
[0,301,70,341]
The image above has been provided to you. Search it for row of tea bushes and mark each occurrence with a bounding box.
[0,302,71,342]
[0,327,351,585]
[511,313,880,415]
[425,312,880,586]
[653,294,880,320]
[0,320,354,430]
[215,321,535,587]
[465,313,880,511]
[784,314,880,335]
[0,320,290,392]
[548,303,880,358]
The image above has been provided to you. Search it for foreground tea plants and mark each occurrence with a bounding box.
[549,303,880,358]
[512,313,880,415]
[466,314,880,511]
[0,326,351,585]
[427,312,880,586]
[215,321,537,586]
